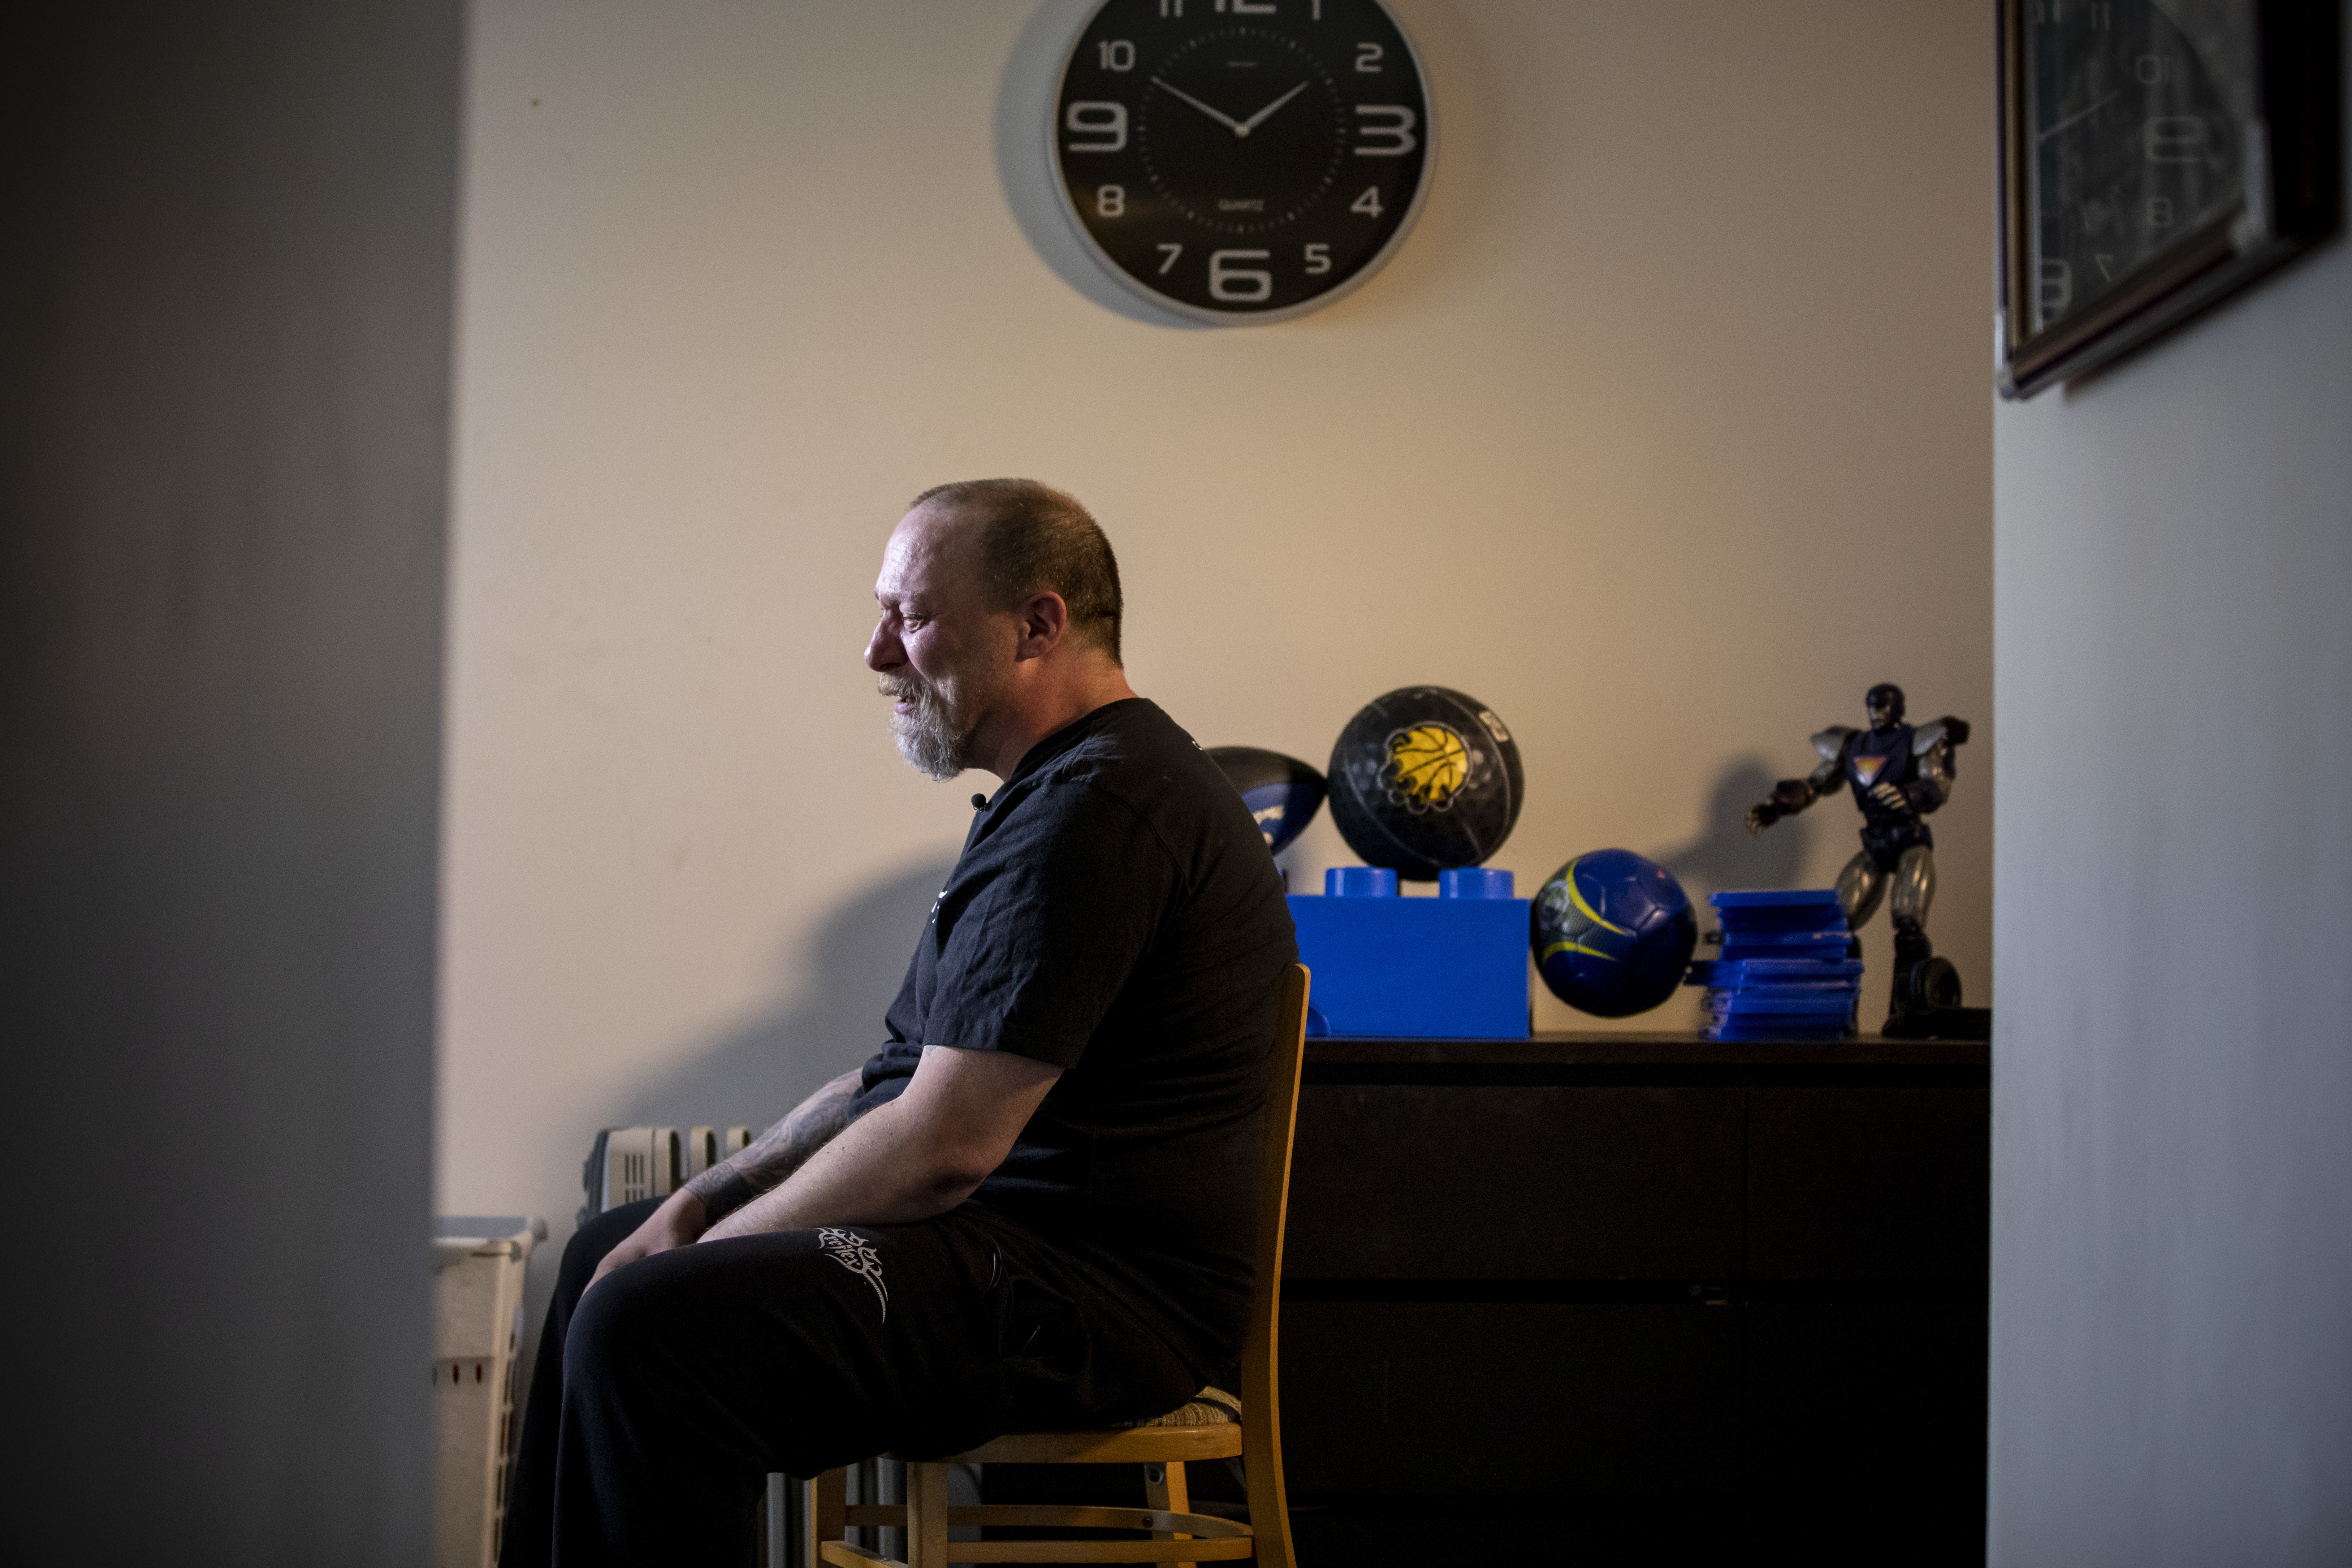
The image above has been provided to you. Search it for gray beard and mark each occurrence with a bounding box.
[885,679,968,781]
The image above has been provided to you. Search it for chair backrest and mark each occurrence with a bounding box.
[1239,962,1309,1568]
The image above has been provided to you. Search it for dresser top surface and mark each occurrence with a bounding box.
[1303,1031,1989,1080]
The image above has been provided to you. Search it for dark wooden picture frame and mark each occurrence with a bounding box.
[1998,0,2341,399]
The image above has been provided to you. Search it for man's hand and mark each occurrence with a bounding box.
[585,1189,709,1294]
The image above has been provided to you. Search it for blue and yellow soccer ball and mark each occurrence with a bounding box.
[1532,849,1697,1018]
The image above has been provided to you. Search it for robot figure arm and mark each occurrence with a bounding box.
[1745,777,1818,833]
[1746,727,1853,834]
[1903,720,1963,815]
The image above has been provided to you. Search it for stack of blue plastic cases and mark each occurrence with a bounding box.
[1684,889,1860,1042]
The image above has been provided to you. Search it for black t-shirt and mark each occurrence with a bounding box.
[855,697,1297,1379]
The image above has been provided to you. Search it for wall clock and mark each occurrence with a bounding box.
[1997,0,2339,398]
[1050,0,1434,324]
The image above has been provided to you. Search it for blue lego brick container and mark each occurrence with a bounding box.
[1287,867,1530,1038]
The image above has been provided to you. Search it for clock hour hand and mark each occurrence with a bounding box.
[1151,76,1247,134]
[1235,81,1309,135]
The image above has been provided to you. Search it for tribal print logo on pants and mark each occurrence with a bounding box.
[817,1228,889,1322]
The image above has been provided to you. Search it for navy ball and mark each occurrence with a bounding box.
[1206,746,1326,856]
[1326,687,1524,881]
[1532,849,1698,1018]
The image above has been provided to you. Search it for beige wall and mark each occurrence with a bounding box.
[437,1,1993,1245]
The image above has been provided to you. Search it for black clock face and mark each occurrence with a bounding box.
[2024,0,2252,333]
[1052,0,1433,321]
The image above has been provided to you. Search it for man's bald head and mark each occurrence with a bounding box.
[907,479,1124,665]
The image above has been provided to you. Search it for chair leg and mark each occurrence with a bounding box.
[889,1467,936,1561]
[814,1467,847,1559]
[1142,1461,1195,1568]
[905,1461,950,1568]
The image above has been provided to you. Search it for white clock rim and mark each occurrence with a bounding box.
[1045,0,1437,328]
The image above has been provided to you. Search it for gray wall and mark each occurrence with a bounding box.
[0,4,460,1561]
[1988,34,2352,1566]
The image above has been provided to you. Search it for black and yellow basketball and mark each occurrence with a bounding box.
[1327,687,1525,880]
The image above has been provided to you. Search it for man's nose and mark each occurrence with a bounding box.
[865,619,900,671]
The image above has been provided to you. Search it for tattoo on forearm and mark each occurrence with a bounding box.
[684,1068,865,1223]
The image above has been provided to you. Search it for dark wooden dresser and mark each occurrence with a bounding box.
[1278,1033,1990,1566]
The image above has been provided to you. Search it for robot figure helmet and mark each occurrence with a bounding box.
[1865,683,1906,729]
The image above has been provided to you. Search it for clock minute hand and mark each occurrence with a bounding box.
[1151,76,1247,134]
[2037,90,2119,142]
[1235,81,1309,135]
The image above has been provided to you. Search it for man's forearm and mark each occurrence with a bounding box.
[682,1067,865,1224]
[699,1096,987,1241]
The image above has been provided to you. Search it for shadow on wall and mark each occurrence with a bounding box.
[1651,757,1814,914]
[581,762,1808,1144]
[614,856,960,1136]
[512,857,959,1413]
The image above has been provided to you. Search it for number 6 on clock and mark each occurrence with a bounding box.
[1209,250,1274,302]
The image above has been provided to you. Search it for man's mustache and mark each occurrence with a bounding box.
[878,674,934,704]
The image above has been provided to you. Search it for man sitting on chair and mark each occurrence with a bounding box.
[501,479,1299,1567]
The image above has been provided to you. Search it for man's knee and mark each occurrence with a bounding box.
[561,1256,675,1400]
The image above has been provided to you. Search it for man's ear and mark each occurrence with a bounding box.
[1014,591,1070,661]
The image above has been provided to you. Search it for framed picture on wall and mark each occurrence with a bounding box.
[1997,0,2340,398]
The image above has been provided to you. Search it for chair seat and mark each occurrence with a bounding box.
[938,1424,1242,1466]
[1111,1386,1240,1430]
[927,1386,1242,1465]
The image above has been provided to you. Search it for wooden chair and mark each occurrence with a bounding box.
[807,962,1309,1568]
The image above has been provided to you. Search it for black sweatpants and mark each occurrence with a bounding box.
[500,1199,1202,1568]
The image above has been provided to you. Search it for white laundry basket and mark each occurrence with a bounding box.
[432,1215,545,1568]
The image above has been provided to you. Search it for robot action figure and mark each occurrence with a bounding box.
[1746,683,1973,1034]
